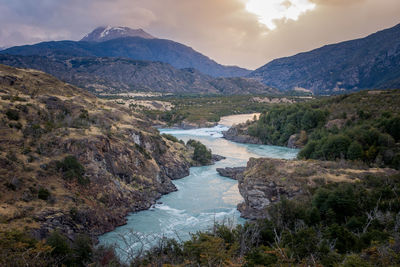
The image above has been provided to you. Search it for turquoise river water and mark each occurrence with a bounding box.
[98,123,298,260]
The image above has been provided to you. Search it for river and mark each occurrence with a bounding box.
[98,115,298,260]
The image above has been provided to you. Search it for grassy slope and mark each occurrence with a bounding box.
[0,64,194,238]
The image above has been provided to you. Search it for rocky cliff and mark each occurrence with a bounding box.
[216,167,245,180]
[237,158,398,219]
[222,123,262,144]
[0,64,200,241]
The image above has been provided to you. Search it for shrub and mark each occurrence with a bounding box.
[72,234,93,264]
[321,135,351,160]
[46,231,71,257]
[0,230,53,266]
[347,141,363,160]
[38,187,51,200]
[187,139,212,165]
[5,109,19,121]
[385,116,400,141]
[162,133,179,143]
[135,143,152,160]
[56,156,88,185]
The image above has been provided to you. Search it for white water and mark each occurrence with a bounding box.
[98,119,298,260]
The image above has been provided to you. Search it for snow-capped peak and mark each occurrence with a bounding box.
[80,26,155,42]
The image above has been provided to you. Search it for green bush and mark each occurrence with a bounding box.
[56,156,88,185]
[347,141,363,160]
[5,109,19,121]
[162,133,179,143]
[46,231,71,257]
[187,139,212,165]
[322,135,351,160]
[38,187,51,200]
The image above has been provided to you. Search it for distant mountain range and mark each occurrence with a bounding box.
[1,26,250,78]
[2,24,399,95]
[0,54,276,95]
[250,23,400,94]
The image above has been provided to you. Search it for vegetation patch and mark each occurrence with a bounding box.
[5,108,20,121]
[246,90,400,169]
[187,139,212,165]
[56,155,88,185]
[37,187,51,200]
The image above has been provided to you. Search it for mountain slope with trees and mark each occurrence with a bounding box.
[249,23,400,94]
[226,90,400,169]
[0,54,274,95]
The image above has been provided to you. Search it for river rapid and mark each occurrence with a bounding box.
[98,115,298,260]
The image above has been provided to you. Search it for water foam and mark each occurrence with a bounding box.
[160,125,229,138]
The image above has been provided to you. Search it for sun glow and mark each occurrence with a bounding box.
[245,0,316,30]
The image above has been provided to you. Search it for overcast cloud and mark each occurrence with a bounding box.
[0,0,399,69]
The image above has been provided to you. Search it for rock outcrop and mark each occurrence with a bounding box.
[237,158,399,219]
[216,167,245,180]
[222,125,262,144]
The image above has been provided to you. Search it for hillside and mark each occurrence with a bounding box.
[0,54,274,95]
[224,90,400,169]
[0,64,218,244]
[249,23,400,94]
[1,35,250,78]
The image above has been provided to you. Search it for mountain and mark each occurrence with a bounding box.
[1,28,251,77]
[81,26,155,42]
[249,23,400,95]
[0,54,276,95]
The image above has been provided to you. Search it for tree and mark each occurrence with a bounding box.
[322,135,351,160]
[187,140,212,165]
[347,141,363,160]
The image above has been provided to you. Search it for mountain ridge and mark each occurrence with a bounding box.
[249,23,400,94]
[2,31,251,78]
[0,54,275,95]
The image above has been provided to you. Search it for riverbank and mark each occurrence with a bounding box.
[98,122,299,258]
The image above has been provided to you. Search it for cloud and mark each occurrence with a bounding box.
[311,0,366,6]
[0,0,399,69]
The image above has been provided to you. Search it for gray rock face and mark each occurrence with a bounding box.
[287,134,299,149]
[216,167,245,180]
[236,158,304,220]
[249,23,400,94]
[222,126,262,144]
[212,154,226,163]
[81,26,155,42]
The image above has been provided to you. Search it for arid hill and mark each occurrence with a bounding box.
[0,64,201,240]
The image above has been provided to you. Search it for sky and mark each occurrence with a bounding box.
[0,0,399,69]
